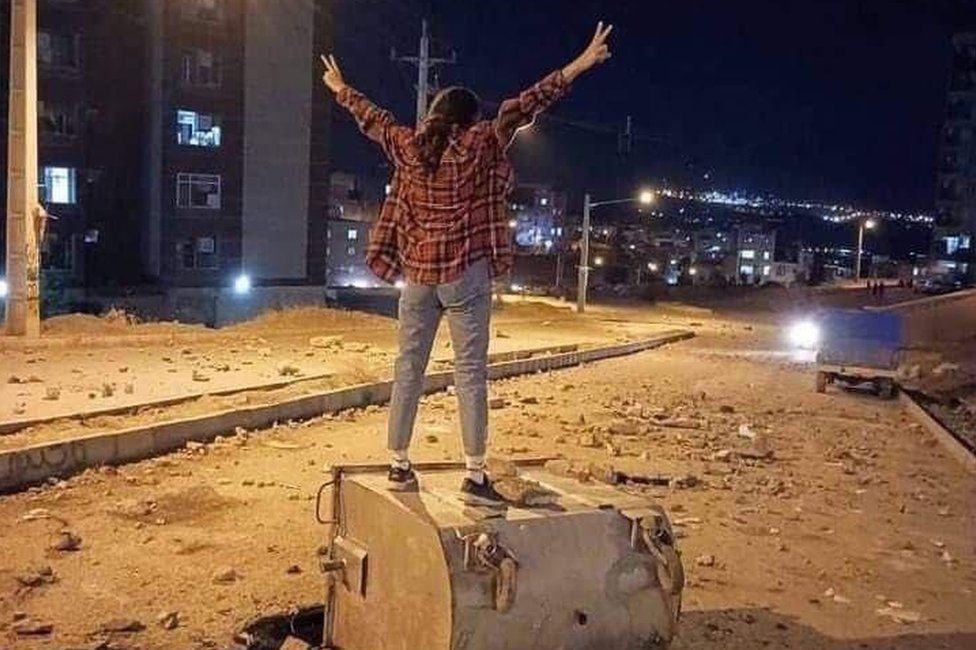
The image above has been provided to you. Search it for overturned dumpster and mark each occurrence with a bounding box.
[318,461,684,650]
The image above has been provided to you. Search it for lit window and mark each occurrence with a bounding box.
[42,167,77,204]
[763,251,771,260]
[346,246,356,256]
[740,264,754,275]
[180,48,221,88]
[176,173,221,209]
[177,110,221,147]
[961,235,972,250]
[763,265,771,276]
[38,31,79,69]
[540,197,549,206]
[177,236,218,269]
[945,236,960,255]
[740,250,755,260]
[555,227,563,237]
[347,229,358,241]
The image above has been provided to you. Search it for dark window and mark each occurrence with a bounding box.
[176,173,221,209]
[39,102,78,137]
[180,48,222,88]
[38,31,79,69]
[177,236,218,269]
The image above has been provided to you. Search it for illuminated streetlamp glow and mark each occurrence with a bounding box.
[639,190,655,205]
[689,267,698,276]
[508,219,517,228]
[593,256,605,267]
[647,262,658,272]
[0,279,7,298]
[233,274,252,295]
[864,218,877,230]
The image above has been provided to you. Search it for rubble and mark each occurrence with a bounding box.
[157,611,180,630]
[101,618,146,633]
[212,567,240,584]
[51,530,83,552]
[13,619,54,636]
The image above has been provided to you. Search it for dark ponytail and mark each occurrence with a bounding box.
[415,86,480,174]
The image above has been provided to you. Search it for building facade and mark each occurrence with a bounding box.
[1,0,332,293]
[934,32,976,281]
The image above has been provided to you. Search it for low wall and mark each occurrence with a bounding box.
[869,289,976,349]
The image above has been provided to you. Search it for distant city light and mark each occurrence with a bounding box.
[384,184,392,196]
[639,190,655,205]
[510,283,524,292]
[0,278,7,298]
[593,256,605,267]
[394,280,406,289]
[508,219,517,228]
[864,218,877,230]
[233,274,252,295]
[689,267,698,276]
[647,262,658,272]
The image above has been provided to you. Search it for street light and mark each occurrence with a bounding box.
[855,218,877,282]
[577,188,653,313]
[647,262,658,272]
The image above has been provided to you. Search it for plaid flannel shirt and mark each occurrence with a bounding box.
[335,70,570,285]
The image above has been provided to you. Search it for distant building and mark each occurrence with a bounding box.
[324,219,375,288]
[934,32,976,282]
[509,184,567,253]
[735,226,776,284]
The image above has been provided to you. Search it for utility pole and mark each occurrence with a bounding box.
[392,19,456,126]
[4,0,41,337]
[576,194,591,314]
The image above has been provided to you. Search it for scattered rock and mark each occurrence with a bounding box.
[494,476,557,507]
[695,554,716,567]
[212,567,239,584]
[281,636,313,650]
[157,611,180,630]
[719,405,736,414]
[519,396,539,405]
[670,474,700,490]
[711,449,732,461]
[43,386,61,401]
[608,419,638,436]
[488,397,506,410]
[424,434,439,444]
[309,335,343,349]
[737,423,757,440]
[51,531,82,552]
[577,432,600,448]
[495,329,511,339]
[101,383,115,398]
[278,363,301,377]
[286,564,303,575]
[192,370,210,382]
[486,457,518,478]
[16,565,56,587]
[13,619,53,636]
[124,383,135,394]
[101,618,145,634]
[876,606,922,624]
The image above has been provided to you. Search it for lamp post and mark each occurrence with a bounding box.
[855,218,877,282]
[4,0,41,337]
[576,189,654,313]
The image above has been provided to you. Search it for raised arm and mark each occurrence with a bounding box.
[321,54,412,163]
[494,22,614,148]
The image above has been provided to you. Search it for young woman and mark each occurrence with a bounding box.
[321,22,613,503]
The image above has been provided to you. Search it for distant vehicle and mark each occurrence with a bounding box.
[815,309,903,399]
[917,276,965,295]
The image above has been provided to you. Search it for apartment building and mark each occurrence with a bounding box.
[1,0,332,291]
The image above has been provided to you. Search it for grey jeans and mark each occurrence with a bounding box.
[388,259,491,457]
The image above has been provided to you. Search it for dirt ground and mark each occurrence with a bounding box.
[0,304,973,649]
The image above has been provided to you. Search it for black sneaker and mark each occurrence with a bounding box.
[460,475,505,505]
[388,464,418,491]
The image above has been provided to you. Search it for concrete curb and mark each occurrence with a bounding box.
[0,330,693,493]
[900,392,976,474]
[0,342,581,437]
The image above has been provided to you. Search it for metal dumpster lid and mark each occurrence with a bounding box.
[333,461,658,527]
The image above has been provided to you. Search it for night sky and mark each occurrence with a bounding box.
[330,0,972,212]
